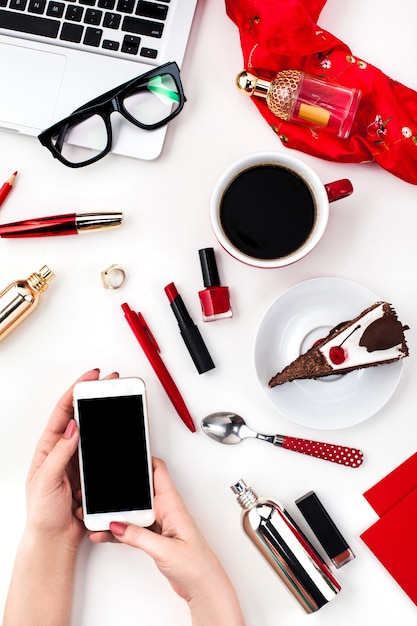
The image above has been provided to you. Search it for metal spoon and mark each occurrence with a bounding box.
[201,412,363,468]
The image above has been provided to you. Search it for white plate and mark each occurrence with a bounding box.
[254,277,404,430]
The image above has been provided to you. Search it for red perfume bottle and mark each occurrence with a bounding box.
[237,70,361,139]
[198,248,232,322]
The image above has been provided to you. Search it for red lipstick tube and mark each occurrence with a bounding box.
[164,282,215,374]
[0,212,123,237]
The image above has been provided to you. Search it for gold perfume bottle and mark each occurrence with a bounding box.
[0,265,55,342]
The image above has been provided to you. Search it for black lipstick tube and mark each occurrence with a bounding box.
[164,282,215,374]
[295,491,355,568]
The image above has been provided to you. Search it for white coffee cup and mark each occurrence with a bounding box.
[209,152,353,268]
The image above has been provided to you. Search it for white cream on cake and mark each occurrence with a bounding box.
[319,303,405,370]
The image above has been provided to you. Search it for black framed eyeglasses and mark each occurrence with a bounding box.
[38,61,185,168]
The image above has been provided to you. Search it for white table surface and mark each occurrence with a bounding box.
[1,1,417,624]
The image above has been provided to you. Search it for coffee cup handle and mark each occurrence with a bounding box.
[324,179,353,203]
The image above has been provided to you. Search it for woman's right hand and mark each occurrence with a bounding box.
[88,457,245,626]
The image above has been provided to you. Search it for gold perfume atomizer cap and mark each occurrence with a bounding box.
[27,265,55,292]
[237,69,302,121]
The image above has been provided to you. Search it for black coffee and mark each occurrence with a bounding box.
[220,164,316,260]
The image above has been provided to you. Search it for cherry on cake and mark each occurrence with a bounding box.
[268,302,409,387]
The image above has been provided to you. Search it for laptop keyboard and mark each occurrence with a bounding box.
[0,0,170,60]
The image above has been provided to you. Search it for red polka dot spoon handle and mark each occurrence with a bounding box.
[201,412,364,468]
[275,435,363,468]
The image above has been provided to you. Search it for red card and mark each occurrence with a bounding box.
[360,486,417,605]
[363,451,417,517]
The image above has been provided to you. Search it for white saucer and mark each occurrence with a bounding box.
[254,277,403,430]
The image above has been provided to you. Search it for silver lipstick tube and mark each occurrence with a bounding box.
[231,480,341,613]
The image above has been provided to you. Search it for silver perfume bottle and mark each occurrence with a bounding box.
[231,480,341,613]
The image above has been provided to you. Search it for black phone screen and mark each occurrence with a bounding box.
[77,395,152,514]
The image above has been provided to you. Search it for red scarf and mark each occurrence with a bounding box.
[225,0,417,184]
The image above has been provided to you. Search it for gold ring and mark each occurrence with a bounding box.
[101,264,126,289]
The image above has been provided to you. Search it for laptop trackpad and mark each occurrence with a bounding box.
[0,42,66,130]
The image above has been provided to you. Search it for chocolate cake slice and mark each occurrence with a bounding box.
[269,302,409,387]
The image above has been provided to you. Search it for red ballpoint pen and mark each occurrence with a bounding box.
[0,171,17,208]
[121,303,196,433]
[0,212,123,237]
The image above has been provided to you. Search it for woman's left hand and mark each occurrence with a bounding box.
[25,368,117,549]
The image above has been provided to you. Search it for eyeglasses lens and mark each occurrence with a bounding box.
[51,113,108,165]
[123,73,180,125]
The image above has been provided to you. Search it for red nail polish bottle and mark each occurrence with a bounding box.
[198,248,233,322]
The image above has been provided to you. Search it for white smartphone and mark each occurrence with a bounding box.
[73,376,154,531]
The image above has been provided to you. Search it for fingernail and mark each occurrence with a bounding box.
[110,521,127,536]
[64,419,77,439]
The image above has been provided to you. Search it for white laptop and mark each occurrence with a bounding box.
[0,0,198,160]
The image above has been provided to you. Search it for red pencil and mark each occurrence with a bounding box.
[0,171,18,208]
